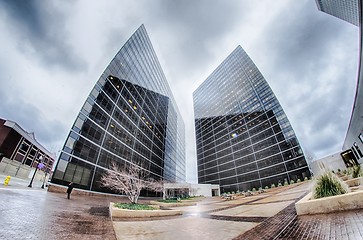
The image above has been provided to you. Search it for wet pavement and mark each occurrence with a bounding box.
[112,183,309,240]
[1,174,363,240]
[0,174,122,240]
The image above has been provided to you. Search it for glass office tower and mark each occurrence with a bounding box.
[51,25,185,193]
[193,46,311,193]
[316,0,359,26]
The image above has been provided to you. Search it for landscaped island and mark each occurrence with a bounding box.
[296,166,363,215]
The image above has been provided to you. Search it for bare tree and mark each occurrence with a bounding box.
[147,179,167,200]
[100,162,149,204]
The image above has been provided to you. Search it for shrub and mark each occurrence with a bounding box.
[313,172,349,199]
[252,188,256,192]
[347,168,353,176]
[271,183,275,188]
[284,181,289,186]
[265,186,269,189]
[297,179,301,183]
[342,169,347,174]
[304,177,308,181]
[278,182,282,187]
[232,191,235,194]
[290,180,295,184]
[114,203,156,210]
[352,165,362,178]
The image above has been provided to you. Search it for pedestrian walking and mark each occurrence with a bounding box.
[67,182,74,199]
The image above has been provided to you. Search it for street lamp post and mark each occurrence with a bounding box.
[41,169,48,189]
[28,156,42,188]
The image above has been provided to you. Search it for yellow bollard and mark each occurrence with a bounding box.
[4,175,11,186]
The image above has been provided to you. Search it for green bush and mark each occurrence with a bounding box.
[290,180,295,184]
[313,172,348,199]
[232,191,235,194]
[352,165,362,178]
[252,188,256,192]
[114,203,156,210]
[278,183,282,187]
[265,186,269,189]
[297,179,301,183]
[304,177,308,181]
[271,183,275,188]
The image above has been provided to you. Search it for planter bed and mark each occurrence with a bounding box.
[109,202,182,219]
[149,200,197,207]
[344,177,361,187]
[295,190,363,215]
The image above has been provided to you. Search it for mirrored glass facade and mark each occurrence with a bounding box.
[51,25,185,193]
[316,0,359,26]
[193,46,311,193]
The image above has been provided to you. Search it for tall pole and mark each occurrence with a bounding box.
[41,169,48,189]
[28,156,42,188]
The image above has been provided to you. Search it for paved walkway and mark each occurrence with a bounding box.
[1,174,363,240]
[112,183,309,240]
[0,174,120,240]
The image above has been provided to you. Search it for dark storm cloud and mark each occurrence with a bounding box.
[146,0,247,72]
[254,1,358,157]
[0,90,68,150]
[259,1,354,79]
[0,0,87,72]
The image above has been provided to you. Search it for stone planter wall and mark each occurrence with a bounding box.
[295,191,363,215]
[109,202,182,219]
[344,177,361,187]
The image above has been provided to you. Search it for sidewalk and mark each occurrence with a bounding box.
[0,175,122,240]
[0,173,46,189]
[1,178,363,239]
[112,183,310,240]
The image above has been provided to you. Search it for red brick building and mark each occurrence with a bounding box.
[0,118,55,175]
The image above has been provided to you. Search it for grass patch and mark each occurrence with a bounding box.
[113,203,156,210]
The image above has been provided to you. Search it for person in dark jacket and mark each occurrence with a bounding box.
[67,182,74,199]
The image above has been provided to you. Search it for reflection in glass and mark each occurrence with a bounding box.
[194,46,311,193]
[52,25,185,194]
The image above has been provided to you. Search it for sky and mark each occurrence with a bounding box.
[0,0,359,183]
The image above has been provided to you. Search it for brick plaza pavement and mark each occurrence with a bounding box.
[1,174,363,240]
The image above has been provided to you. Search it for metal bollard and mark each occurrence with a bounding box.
[4,175,11,186]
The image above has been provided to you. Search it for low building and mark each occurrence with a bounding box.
[0,118,55,180]
[309,153,347,176]
[164,182,220,197]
